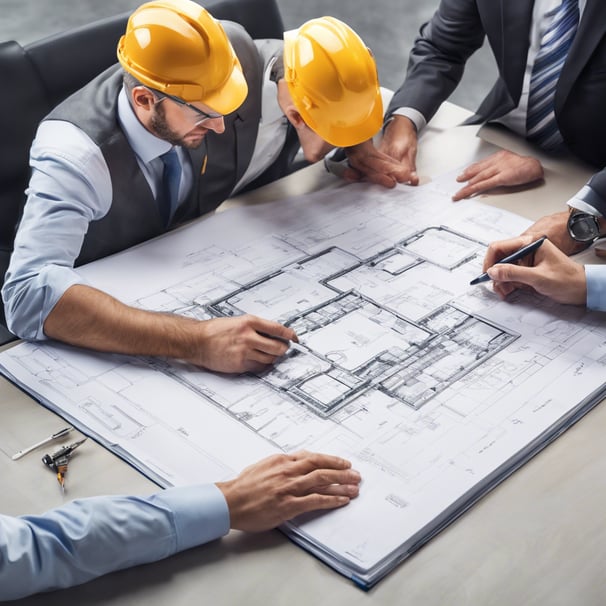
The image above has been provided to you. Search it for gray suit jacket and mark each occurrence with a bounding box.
[388,0,606,205]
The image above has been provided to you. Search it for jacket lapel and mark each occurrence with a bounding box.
[492,0,535,106]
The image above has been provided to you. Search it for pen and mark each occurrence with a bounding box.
[11,426,73,461]
[286,340,308,354]
[470,235,547,285]
[258,332,308,354]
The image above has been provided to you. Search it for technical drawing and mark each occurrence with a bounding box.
[193,226,519,417]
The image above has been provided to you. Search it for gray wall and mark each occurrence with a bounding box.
[0,0,496,111]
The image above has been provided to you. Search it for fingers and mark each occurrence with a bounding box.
[452,151,544,201]
[291,467,361,497]
[482,236,531,271]
[280,492,354,520]
[492,281,520,300]
[268,451,360,496]
[351,154,412,187]
[453,164,498,201]
[287,450,352,472]
[249,316,297,343]
[483,263,538,301]
[343,118,419,187]
[274,455,362,521]
[456,157,494,183]
[194,315,298,373]
[487,262,537,286]
[453,157,510,201]
[223,451,362,531]
[282,452,361,500]
[344,165,398,188]
[404,148,419,186]
[453,175,499,201]
[245,316,297,363]
[486,240,587,305]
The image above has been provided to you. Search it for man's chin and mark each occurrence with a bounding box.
[181,133,206,149]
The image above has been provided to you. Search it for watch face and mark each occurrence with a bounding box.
[568,212,600,243]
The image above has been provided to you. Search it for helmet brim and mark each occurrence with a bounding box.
[318,92,384,148]
[200,58,248,115]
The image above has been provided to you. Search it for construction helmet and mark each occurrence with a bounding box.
[117,0,247,114]
[284,17,383,148]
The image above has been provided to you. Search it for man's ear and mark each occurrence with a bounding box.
[285,107,306,130]
[132,86,155,110]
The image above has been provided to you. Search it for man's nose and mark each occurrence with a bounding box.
[205,116,225,134]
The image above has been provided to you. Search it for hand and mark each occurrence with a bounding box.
[519,210,588,256]
[216,450,361,532]
[343,116,419,188]
[189,315,298,374]
[452,150,544,201]
[483,235,587,305]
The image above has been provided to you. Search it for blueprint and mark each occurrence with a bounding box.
[2,180,606,588]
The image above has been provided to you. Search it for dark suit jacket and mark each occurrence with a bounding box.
[388,0,606,205]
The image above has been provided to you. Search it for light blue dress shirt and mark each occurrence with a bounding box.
[585,265,606,311]
[0,484,229,601]
[1,88,192,341]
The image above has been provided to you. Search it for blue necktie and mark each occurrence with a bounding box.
[526,0,579,150]
[159,148,182,226]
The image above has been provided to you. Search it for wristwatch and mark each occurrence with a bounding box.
[567,209,602,243]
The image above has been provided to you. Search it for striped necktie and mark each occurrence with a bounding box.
[526,0,579,150]
[159,148,181,226]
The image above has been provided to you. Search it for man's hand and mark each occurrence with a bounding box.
[519,210,588,256]
[452,150,544,201]
[44,287,296,374]
[483,235,587,305]
[343,116,419,188]
[190,315,298,374]
[216,450,361,532]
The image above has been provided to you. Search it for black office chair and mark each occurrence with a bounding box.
[0,0,285,345]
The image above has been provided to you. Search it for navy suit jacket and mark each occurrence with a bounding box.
[388,0,606,205]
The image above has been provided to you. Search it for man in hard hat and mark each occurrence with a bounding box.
[236,15,384,192]
[2,0,383,374]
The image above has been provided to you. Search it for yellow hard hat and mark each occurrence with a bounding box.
[284,17,383,147]
[117,0,247,114]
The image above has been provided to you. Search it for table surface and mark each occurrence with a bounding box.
[2,102,605,606]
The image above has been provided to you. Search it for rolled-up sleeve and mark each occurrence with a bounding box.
[1,120,112,340]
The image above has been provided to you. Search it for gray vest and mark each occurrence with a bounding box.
[46,21,264,266]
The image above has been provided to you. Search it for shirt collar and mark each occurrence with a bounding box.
[117,87,172,163]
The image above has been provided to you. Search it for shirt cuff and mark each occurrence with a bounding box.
[567,185,606,216]
[151,484,230,552]
[387,107,426,134]
[585,265,606,311]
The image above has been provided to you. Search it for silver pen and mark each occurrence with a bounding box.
[11,427,74,461]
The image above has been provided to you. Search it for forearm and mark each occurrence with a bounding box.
[387,0,484,120]
[43,284,201,360]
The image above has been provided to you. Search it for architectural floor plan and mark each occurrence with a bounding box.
[152,226,518,418]
[2,181,606,588]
